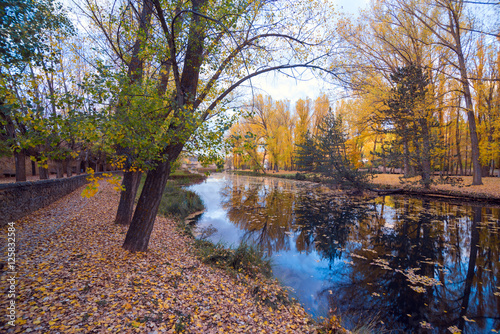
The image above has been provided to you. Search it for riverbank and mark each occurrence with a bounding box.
[229,170,500,203]
[0,180,331,333]
[371,174,500,203]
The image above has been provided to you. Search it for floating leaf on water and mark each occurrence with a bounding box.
[371,292,380,297]
[462,316,475,323]
[403,268,442,287]
[371,258,392,270]
[409,285,426,293]
[448,325,462,333]
[420,321,433,329]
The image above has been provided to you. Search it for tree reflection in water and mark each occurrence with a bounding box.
[199,174,500,333]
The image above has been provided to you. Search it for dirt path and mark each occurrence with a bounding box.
[1,182,315,333]
[371,174,500,202]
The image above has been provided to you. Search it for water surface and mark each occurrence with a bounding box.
[188,173,500,333]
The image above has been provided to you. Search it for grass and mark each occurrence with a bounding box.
[157,184,204,220]
[194,240,272,279]
[136,170,206,221]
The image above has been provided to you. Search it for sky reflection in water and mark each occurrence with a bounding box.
[187,173,500,333]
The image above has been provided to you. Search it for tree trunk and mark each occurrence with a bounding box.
[481,164,489,177]
[113,0,154,227]
[115,171,142,225]
[39,166,49,180]
[420,119,432,188]
[15,151,27,182]
[122,162,170,252]
[76,158,81,175]
[66,159,73,177]
[456,110,464,176]
[403,141,410,178]
[451,11,482,185]
[56,161,64,178]
[122,144,184,252]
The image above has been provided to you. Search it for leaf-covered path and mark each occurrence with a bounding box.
[1,182,315,333]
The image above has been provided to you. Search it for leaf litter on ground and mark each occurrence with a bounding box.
[1,181,317,333]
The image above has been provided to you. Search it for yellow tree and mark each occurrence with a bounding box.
[312,93,330,137]
[472,36,500,176]
[294,97,311,147]
[397,0,484,184]
[232,95,296,172]
[269,100,295,171]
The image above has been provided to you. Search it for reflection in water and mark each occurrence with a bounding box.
[189,174,500,333]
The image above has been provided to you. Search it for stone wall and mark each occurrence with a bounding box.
[0,172,118,225]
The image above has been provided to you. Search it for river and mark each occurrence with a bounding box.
[187,173,500,333]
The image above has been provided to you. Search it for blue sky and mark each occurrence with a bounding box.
[251,0,370,107]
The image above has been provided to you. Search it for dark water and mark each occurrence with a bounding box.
[187,173,500,333]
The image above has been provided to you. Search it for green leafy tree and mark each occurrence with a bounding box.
[294,130,317,173]
[115,0,340,251]
[295,111,369,189]
[384,64,434,188]
[0,0,73,181]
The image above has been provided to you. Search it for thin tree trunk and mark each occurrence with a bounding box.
[115,171,142,225]
[451,11,482,184]
[403,141,410,178]
[455,110,462,175]
[122,163,169,251]
[113,0,154,227]
[66,159,73,177]
[56,161,64,178]
[123,144,184,252]
[76,158,81,175]
[261,149,267,172]
[370,138,377,173]
[39,166,49,180]
[15,151,27,182]
[420,119,432,188]
[464,128,469,176]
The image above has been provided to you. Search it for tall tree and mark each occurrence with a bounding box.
[121,0,339,251]
[398,0,483,185]
[294,98,312,147]
[0,0,73,182]
[385,64,433,187]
